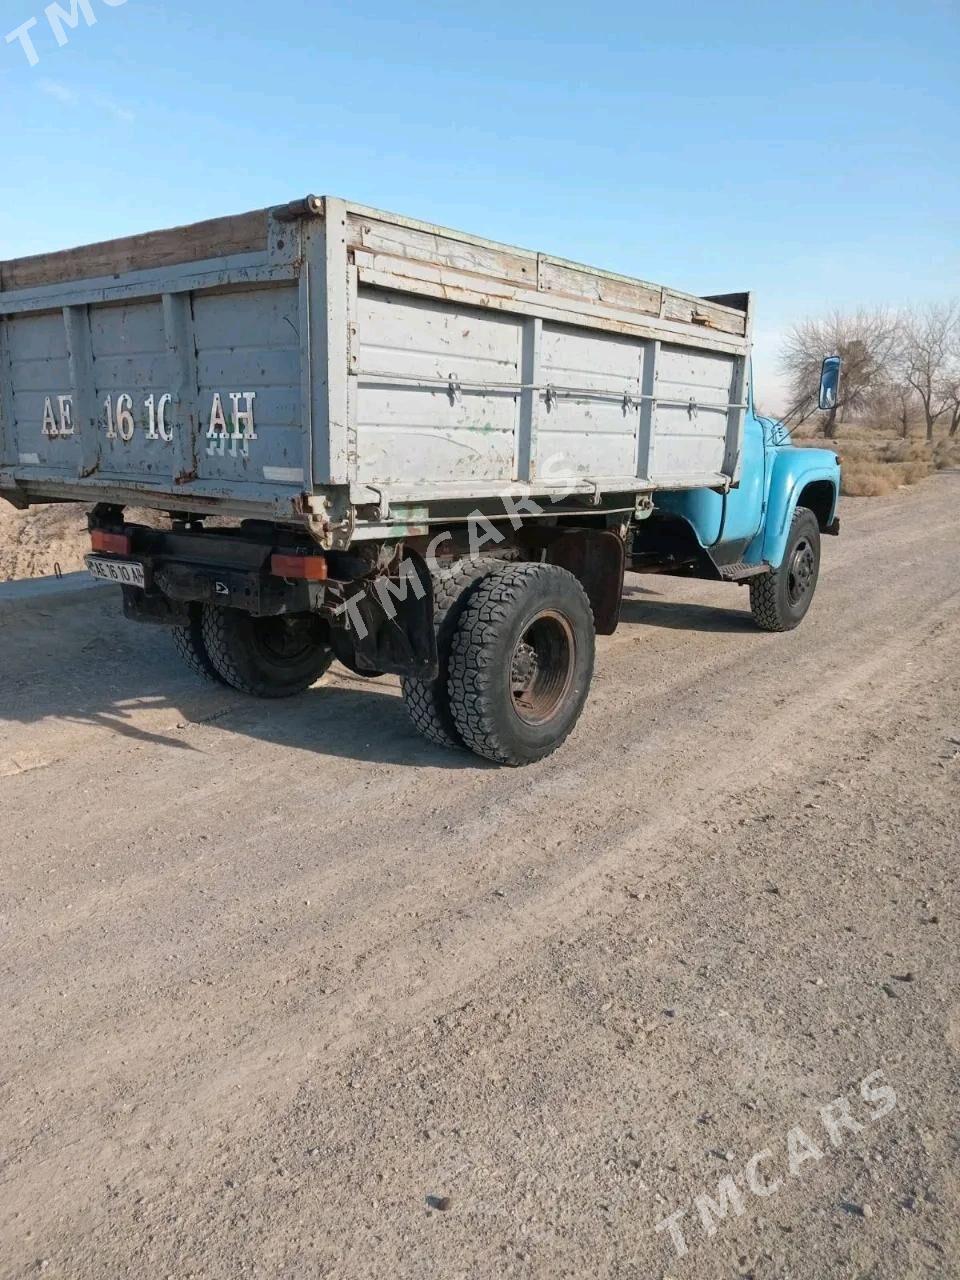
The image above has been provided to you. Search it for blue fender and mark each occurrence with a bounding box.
[747,446,840,568]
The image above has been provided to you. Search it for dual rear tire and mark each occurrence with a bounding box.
[173,604,333,698]
[171,518,819,761]
[172,563,597,765]
[167,503,822,767]
[402,561,596,766]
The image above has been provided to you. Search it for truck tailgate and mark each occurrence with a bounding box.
[1,278,308,508]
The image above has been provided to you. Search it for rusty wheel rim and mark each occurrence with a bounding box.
[509,609,576,727]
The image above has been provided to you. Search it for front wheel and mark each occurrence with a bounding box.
[446,563,595,766]
[200,606,333,697]
[750,506,821,632]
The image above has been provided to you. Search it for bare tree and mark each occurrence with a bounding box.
[883,318,922,438]
[900,301,960,442]
[894,382,918,438]
[780,309,899,439]
[865,377,918,439]
[939,322,960,438]
[942,377,960,438]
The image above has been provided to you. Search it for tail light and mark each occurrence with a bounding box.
[91,530,132,556]
[271,552,328,581]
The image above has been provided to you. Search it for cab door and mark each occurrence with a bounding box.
[715,408,766,554]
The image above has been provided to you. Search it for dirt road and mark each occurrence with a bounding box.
[1,476,958,1279]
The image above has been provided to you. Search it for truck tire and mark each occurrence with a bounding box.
[749,506,821,632]
[447,563,595,766]
[200,605,333,698]
[400,558,500,748]
[172,604,229,686]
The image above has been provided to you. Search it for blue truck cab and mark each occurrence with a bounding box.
[635,357,842,632]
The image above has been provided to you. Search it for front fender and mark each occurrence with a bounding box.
[755,447,840,568]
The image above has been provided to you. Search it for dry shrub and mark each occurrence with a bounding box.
[839,442,882,463]
[897,460,934,484]
[786,421,957,494]
[933,439,960,470]
[878,440,933,465]
[839,456,932,497]
[793,429,941,497]
[841,465,899,497]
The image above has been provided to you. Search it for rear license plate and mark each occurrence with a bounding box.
[86,556,145,588]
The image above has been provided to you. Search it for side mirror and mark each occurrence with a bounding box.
[819,356,842,411]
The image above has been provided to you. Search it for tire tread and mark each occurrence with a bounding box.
[172,605,227,685]
[447,563,594,766]
[200,605,332,697]
[400,559,498,747]
[749,506,820,632]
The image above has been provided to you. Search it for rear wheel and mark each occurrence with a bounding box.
[400,559,498,748]
[750,506,821,632]
[447,563,595,766]
[200,606,333,697]
[172,603,228,685]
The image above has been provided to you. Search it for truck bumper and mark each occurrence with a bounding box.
[89,515,438,680]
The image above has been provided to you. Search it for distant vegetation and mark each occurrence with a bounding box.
[796,433,960,498]
[780,302,960,496]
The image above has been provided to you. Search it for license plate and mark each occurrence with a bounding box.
[86,556,145,588]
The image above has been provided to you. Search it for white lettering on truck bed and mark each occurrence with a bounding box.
[39,390,257,455]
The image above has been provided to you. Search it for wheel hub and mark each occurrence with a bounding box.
[508,610,576,727]
[255,615,320,664]
[788,538,816,605]
[511,641,540,694]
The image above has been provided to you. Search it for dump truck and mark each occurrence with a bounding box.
[0,195,841,765]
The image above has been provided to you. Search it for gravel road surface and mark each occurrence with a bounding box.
[1,476,958,1279]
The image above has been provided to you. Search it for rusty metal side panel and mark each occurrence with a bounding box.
[0,316,13,469]
[5,309,78,475]
[0,196,754,526]
[537,257,662,320]
[651,345,740,480]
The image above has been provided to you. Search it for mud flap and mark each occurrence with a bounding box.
[516,527,625,635]
[122,587,191,626]
[334,549,438,678]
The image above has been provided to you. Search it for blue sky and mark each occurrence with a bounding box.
[1,0,957,408]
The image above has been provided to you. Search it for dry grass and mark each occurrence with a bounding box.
[793,428,960,498]
[841,464,915,497]
[933,438,960,470]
